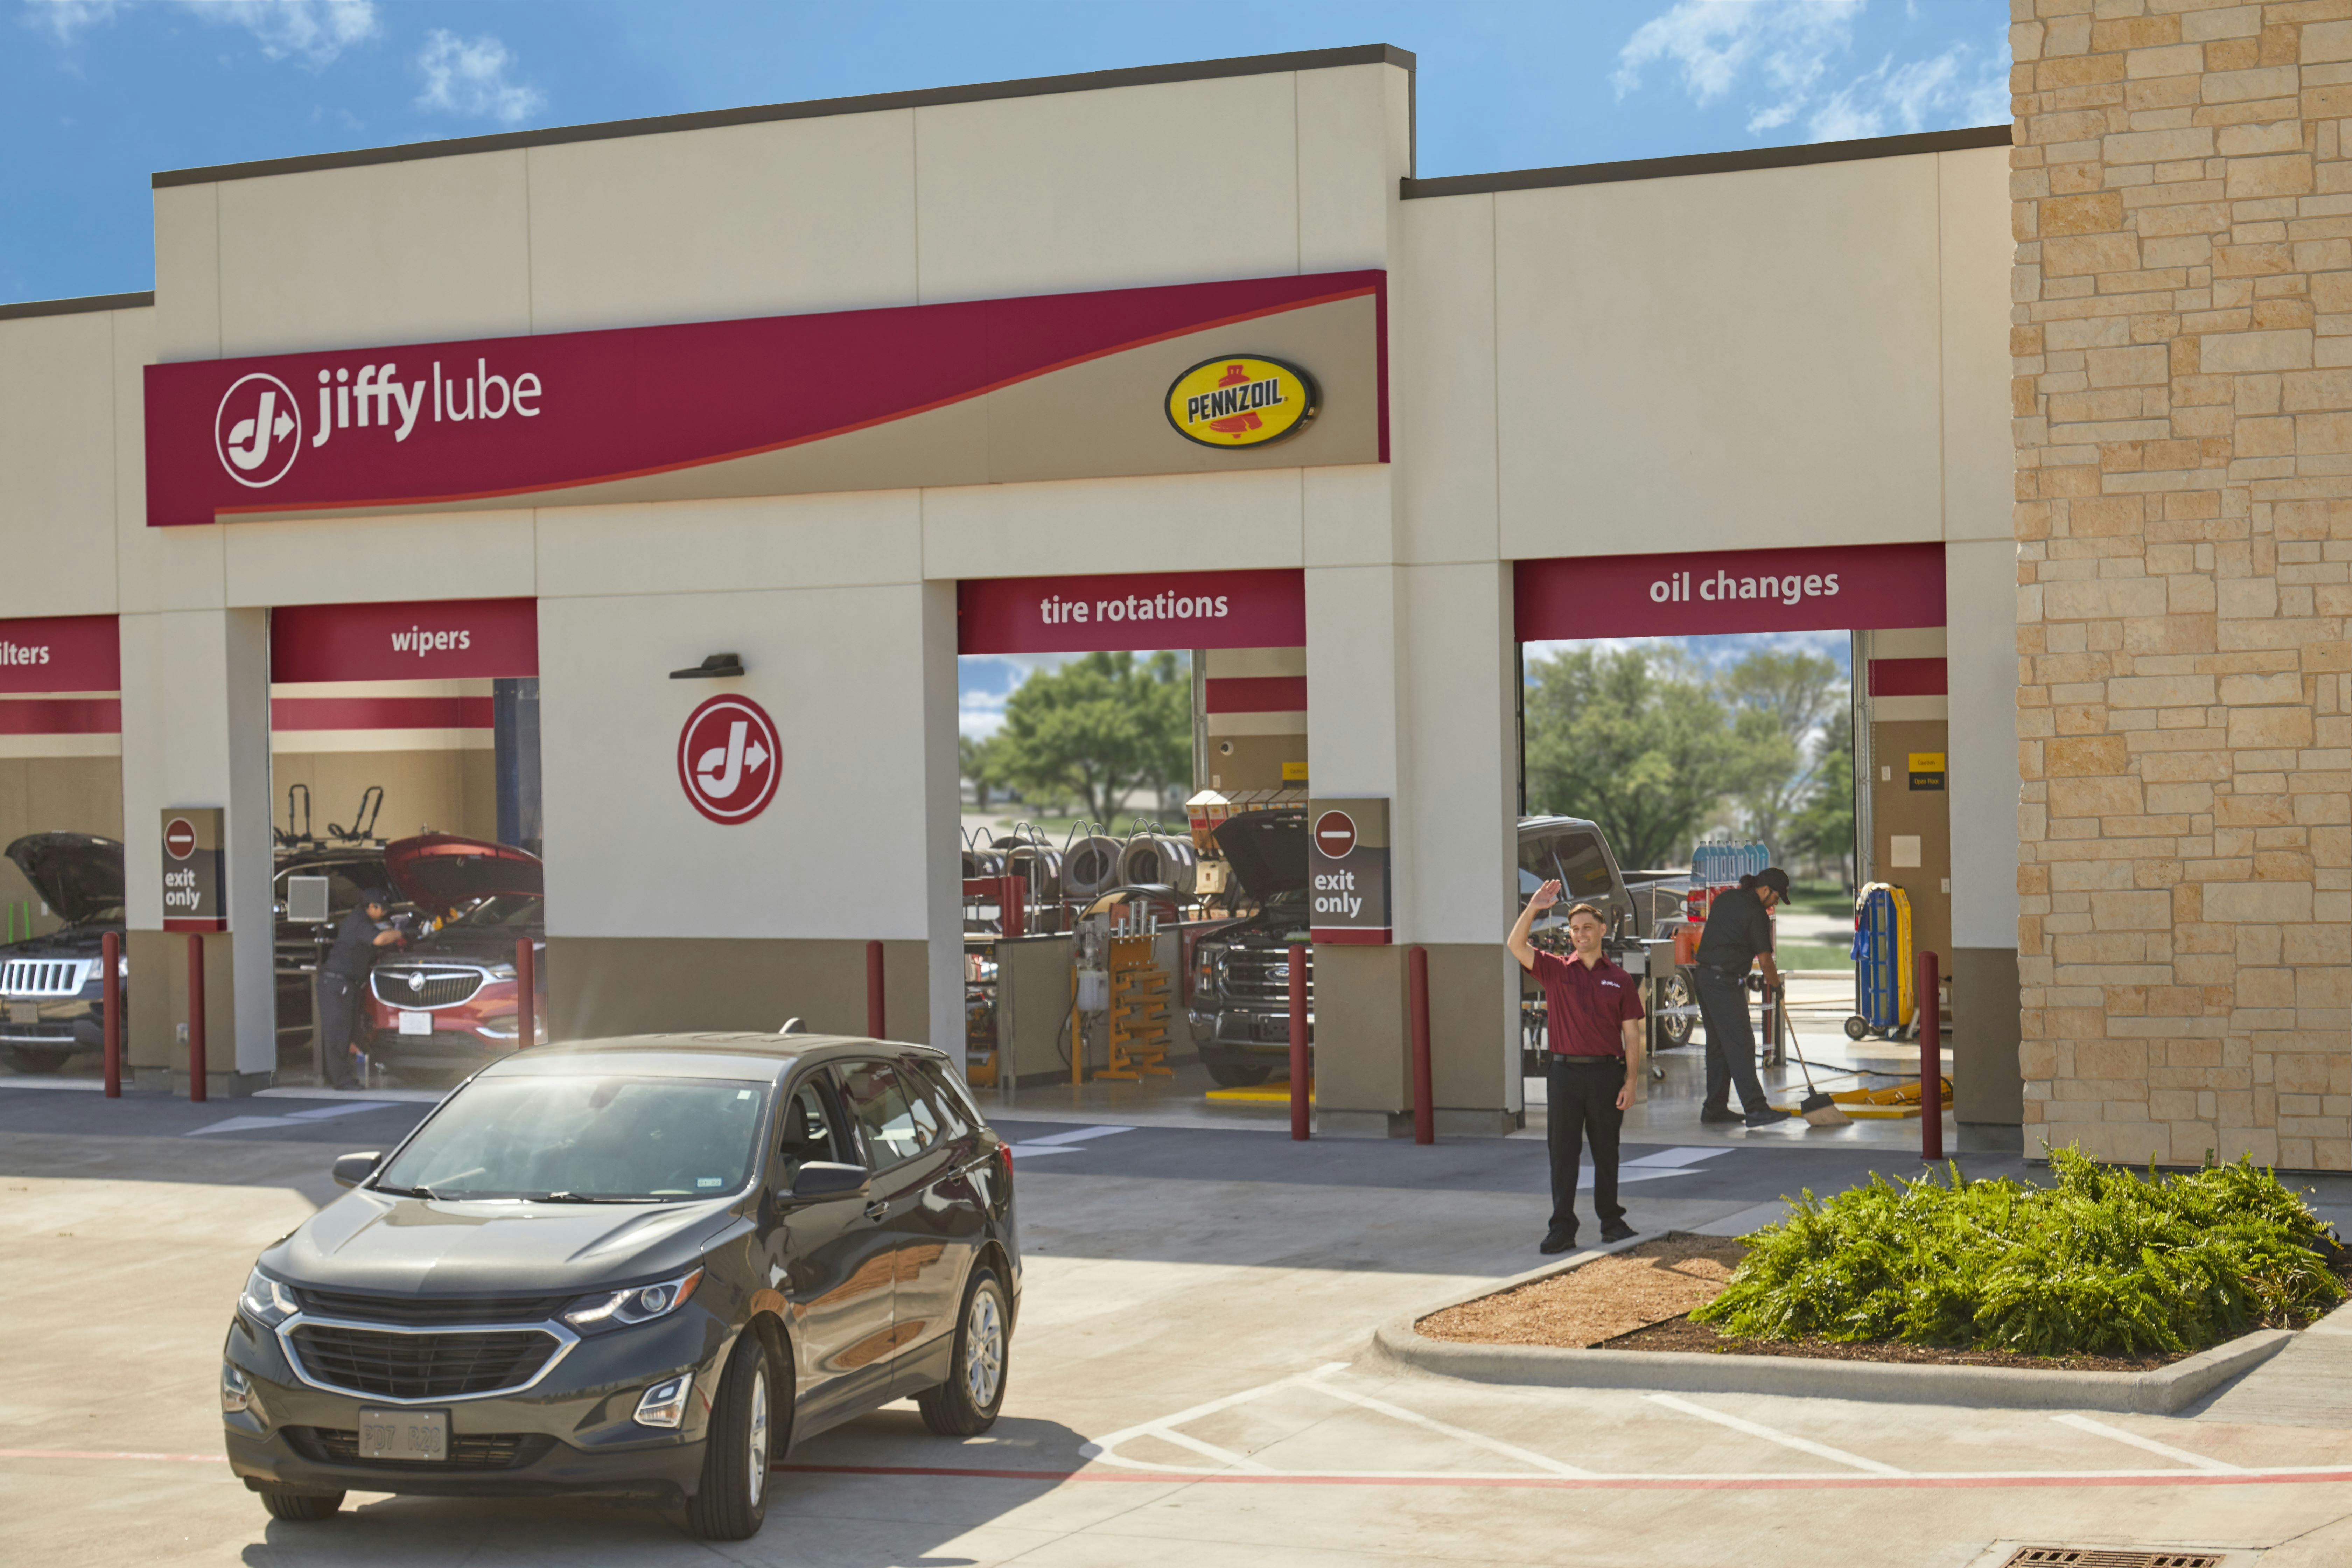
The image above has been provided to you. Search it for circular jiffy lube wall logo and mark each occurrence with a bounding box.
[214,372,302,488]
[677,695,780,825]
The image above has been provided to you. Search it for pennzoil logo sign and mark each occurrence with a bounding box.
[1165,356,1318,448]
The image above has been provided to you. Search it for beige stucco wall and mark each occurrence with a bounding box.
[2012,0,2352,1168]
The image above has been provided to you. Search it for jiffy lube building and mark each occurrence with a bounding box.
[0,38,2340,1166]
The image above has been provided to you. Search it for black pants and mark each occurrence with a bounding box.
[317,973,360,1088]
[1546,1054,1626,1235]
[1693,966,1769,1114]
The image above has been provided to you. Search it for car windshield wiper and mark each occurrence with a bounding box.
[528,1191,660,1204]
[373,1182,440,1199]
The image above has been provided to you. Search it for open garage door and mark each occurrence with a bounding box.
[1513,542,1952,1140]
[955,568,1309,1114]
[0,615,124,1080]
[267,598,541,1085]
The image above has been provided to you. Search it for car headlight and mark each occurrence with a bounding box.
[564,1267,704,1329]
[220,1360,252,1414]
[484,961,517,980]
[239,1267,298,1327]
[633,1374,692,1428]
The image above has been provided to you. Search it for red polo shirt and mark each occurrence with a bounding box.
[1530,948,1644,1057]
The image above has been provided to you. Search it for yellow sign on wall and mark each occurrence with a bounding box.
[1282,761,1309,782]
[1907,751,1946,792]
[1165,356,1319,448]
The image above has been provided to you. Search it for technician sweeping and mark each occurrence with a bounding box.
[1508,880,1644,1255]
[1692,866,1795,1128]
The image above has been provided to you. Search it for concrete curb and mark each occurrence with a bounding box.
[1371,1245,2298,1413]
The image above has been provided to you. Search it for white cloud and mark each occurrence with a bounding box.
[23,0,378,65]
[414,28,544,124]
[1615,2,2009,143]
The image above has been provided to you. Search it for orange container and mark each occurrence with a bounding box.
[1673,926,1700,966]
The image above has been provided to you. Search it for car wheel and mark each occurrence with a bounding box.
[257,1488,343,1521]
[5,1046,71,1074]
[1204,1057,1272,1088]
[1658,973,1696,1048]
[685,1334,775,1541]
[917,1265,1010,1437]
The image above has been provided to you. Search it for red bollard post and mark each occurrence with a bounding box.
[101,930,121,1098]
[1919,950,1942,1162]
[514,937,536,1051]
[1288,940,1310,1141]
[1409,945,1434,1146]
[186,933,206,1103]
[866,940,886,1039]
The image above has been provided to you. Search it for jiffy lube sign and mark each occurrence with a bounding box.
[1514,542,1946,640]
[143,271,1387,527]
[0,615,119,695]
[958,569,1306,655]
[269,599,539,683]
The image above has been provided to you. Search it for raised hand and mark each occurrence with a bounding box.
[1528,878,1562,912]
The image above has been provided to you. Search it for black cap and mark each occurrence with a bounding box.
[1755,867,1791,896]
[361,888,394,908]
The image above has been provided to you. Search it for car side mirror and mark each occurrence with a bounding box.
[331,1151,383,1189]
[789,1161,868,1200]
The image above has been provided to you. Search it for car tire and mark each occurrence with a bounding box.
[257,1488,343,1521]
[917,1265,1010,1437]
[5,1046,71,1074]
[685,1334,775,1541]
[1204,1057,1271,1088]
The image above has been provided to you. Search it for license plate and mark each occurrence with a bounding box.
[7,1001,34,1026]
[359,1407,447,1461]
[398,1010,433,1036]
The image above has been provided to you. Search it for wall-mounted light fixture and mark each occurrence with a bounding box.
[669,653,746,679]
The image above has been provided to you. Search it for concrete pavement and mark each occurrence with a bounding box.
[3,1083,2350,1567]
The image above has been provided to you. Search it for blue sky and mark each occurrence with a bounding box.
[8,0,2008,304]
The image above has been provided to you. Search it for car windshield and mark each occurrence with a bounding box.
[448,894,541,930]
[374,1074,768,1201]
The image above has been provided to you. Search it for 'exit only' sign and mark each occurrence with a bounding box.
[1306,797,1390,945]
[161,807,227,933]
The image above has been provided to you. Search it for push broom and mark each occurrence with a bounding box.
[1777,992,1852,1127]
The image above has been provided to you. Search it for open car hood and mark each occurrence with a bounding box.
[383,834,543,911]
[1212,810,1305,903]
[5,833,124,925]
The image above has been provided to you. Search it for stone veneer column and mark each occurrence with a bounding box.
[2011,0,2352,1168]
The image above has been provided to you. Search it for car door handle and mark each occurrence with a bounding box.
[863,1199,889,1222]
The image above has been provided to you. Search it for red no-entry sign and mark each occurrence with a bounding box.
[1313,810,1357,860]
[677,695,780,825]
[164,817,198,860]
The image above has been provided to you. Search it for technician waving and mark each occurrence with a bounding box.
[1692,868,1794,1128]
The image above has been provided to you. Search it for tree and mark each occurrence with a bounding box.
[959,733,1009,810]
[1785,707,1856,887]
[995,651,1192,824]
[1522,646,1740,871]
[1717,648,1844,864]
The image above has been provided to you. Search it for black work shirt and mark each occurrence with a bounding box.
[1528,949,1644,1057]
[321,909,388,980]
[1695,885,1774,972]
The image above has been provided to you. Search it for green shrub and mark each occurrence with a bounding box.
[1690,1148,2345,1358]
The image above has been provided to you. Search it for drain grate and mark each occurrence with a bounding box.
[2002,1551,2226,1568]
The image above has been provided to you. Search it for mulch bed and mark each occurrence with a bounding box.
[1416,1231,2208,1372]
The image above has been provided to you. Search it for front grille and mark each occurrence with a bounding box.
[288,1324,559,1399]
[297,1427,542,1471]
[371,967,485,1009]
[297,1288,569,1326]
[2,959,88,997]
[1213,946,1313,1005]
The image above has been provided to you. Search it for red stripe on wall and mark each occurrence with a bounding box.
[269,697,495,731]
[1205,676,1308,714]
[1866,657,1948,697]
[0,699,122,735]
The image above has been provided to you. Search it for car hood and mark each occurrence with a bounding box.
[385,911,545,967]
[267,1189,741,1298]
[5,834,124,926]
[1212,810,1305,902]
[384,834,542,911]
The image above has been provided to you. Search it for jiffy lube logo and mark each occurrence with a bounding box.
[677,695,780,825]
[212,357,545,488]
[215,373,302,488]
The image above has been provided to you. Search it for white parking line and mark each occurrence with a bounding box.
[2051,1413,2241,1472]
[186,1101,393,1136]
[1144,1425,1275,1472]
[1008,1125,1135,1158]
[1640,1393,1908,1475]
[1309,1379,1592,1477]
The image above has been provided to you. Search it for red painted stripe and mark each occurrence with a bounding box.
[268,696,496,731]
[1205,676,1307,714]
[0,698,122,735]
[778,1462,2352,1493]
[1867,656,1948,697]
[1309,928,1391,945]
